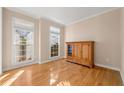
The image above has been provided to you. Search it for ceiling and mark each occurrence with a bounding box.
[7,7,116,25]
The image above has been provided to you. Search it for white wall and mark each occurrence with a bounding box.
[121,8,124,83]
[2,8,65,71]
[3,8,39,71]
[39,18,65,63]
[65,9,121,70]
[0,7,2,74]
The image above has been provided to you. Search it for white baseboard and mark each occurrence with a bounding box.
[95,63,120,71]
[120,71,124,85]
[38,58,42,64]
[40,56,64,64]
[3,57,64,71]
[3,61,38,71]
[95,63,124,85]
[41,60,50,64]
[40,59,120,72]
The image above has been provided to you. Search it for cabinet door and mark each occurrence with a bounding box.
[67,44,73,57]
[81,43,91,66]
[67,43,74,61]
[74,43,82,64]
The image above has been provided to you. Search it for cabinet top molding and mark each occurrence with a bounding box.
[66,41,94,43]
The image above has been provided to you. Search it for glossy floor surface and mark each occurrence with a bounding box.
[0,59,123,86]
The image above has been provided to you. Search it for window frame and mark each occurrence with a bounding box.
[12,17,35,65]
[49,26,60,59]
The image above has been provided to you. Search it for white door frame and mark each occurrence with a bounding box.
[0,7,2,75]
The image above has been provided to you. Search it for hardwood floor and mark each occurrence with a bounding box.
[0,59,123,86]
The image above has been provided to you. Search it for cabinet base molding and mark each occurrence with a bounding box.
[66,60,94,68]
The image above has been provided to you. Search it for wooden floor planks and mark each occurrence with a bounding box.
[0,59,123,86]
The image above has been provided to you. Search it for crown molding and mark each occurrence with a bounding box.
[5,7,65,26]
[5,7,39,19]
[5,7,120,27]
[66,8,120,26]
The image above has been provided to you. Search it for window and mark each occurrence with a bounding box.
[12,17,34,63]
[49,26,60,58]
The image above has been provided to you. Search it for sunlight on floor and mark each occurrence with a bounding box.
[0,73,10,81]
[50,73,58,85]
[1,70,24,86]
[57,80,71,86]
[50,79,56,85]
[49,68,59,85]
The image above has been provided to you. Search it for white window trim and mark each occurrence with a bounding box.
[49,26,60,59]
[12,17,35,66]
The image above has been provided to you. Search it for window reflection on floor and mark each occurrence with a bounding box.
[0,73,10,81]
[49,68,59,85]
[1,70,24,86]
[57,80,71,86]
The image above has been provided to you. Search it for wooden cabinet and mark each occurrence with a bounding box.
[66,41,94,68]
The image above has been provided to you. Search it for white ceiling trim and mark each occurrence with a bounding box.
[6,7,120,26]
[66,7,120,26]
[6,7,38,19]
[39,16,65,25]
[6,7,65,25]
